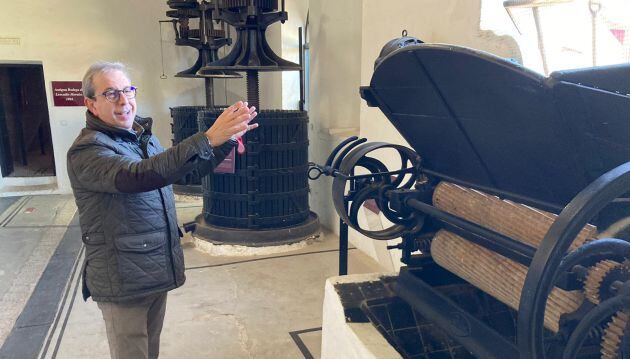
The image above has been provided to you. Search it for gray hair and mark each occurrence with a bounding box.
[82,61,131,98]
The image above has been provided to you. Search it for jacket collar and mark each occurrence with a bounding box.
[85,110,153,141]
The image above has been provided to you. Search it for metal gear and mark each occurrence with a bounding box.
[601,310,629,359]
[167,0,199,9]
[584,260,625,304]
[217,0,278,11]
[188,28,225,39]
[206,28,227,39]
[166,9,201,18]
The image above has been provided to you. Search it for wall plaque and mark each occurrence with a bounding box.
[52,81,84,106]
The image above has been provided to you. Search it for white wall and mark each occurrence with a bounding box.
[281,0,308,110]
[258,22,283,110]
[307,0,363,234]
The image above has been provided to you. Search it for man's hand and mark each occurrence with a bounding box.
[205,101,259,146]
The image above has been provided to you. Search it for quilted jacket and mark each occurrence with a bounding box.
[67,110,235,302]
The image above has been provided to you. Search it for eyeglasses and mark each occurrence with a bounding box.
[93,86,137,103]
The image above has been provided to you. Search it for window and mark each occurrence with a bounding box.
[482,0,629,75]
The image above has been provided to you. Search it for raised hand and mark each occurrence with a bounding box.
[233,103,258,139]
[204,101,259,147]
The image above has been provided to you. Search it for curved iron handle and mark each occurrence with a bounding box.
[308,137,363,181]
[332,138,367,171]
[325,136,359,167]
[555,238,630,290]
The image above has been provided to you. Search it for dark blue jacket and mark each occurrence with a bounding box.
[67,111,234,302]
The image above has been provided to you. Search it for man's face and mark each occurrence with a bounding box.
[84,70,137,130]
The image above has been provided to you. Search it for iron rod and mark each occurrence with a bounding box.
[205,78,214,108]
[406,198,536,266]
[298,27,305,111]
[339,217,348,275]
[200,7,214,108]
[422,168,564,213]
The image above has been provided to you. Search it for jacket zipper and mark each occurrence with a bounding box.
[139,136,179,286]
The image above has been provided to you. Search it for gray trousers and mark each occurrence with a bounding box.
[97,292,168,359]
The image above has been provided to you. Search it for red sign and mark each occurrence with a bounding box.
[215,148,236,174]
[611,29,626,44]
[52,81,84,106]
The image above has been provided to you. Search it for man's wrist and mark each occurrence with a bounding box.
[205,133,217,147]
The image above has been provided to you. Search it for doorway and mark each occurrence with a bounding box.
[0,64,55,177]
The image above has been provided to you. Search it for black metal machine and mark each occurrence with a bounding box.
[309,36,630,358]
[164,0,318,244]
[191,0,320,246]
[165,0,240,82]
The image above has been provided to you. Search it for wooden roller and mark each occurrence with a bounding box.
[430,182,598,333]
[431,231,583,332]
[433,182,596,250]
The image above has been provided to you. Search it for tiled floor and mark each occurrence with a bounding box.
[0,194,384,359]
[0,195,78,350]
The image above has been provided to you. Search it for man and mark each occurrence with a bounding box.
[67,61,257,359]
